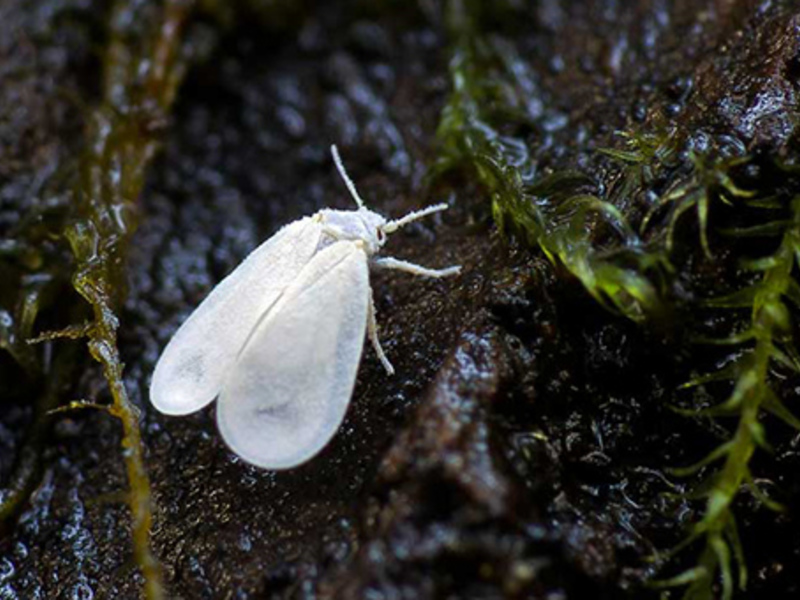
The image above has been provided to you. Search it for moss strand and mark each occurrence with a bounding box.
[66,1,196,597]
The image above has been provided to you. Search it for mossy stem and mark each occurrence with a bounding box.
[682,199,800,600]
[67,1,196,598]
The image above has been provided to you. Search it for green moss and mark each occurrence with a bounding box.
[434,2,800,599]
[0,347,79,523]
[654,184,800,600]
[433,1,664,322]
[0,92,81,530]
[643,151,754,259]
[62,2,197,598]
[624,132,800,599]
[1,1,197,598]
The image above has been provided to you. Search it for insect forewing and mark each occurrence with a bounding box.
[150,217,323,416]
[216,241,370,469]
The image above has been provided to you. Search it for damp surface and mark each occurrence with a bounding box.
[2,2,800,600]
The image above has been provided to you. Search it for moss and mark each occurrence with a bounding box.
[650,165,800,600]
[63,2,197,598]
[433,1,665,323]
[642,151,754,259]
[1,1,197,598]
[0,40,84,533]
[621,131,800,599]
[433,1,800,599]
[0,347,79,523]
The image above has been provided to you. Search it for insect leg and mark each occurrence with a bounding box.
[373,256,461,278]
[368,287,395,375]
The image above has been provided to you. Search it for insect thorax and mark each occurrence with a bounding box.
[316,208,387,255]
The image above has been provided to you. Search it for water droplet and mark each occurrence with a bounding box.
[0,557,15,583]
[71,581,94,600]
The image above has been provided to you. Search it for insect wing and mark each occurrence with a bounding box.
[216,241,370,469]
[150,217,322,415]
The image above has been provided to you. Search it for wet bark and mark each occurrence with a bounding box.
[1,1,799,599]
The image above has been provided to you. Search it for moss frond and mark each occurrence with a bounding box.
[433,3,663,322]
[659,195,800,600]
[433,3,800,599]
[56,2,199,598]
[602,131,800,599]
[639,149,754,259]
[601,128,681,222]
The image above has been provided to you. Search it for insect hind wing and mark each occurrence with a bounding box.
[149,217,322,416]
[216,242,370,470]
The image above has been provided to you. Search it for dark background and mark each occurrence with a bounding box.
[1,1,799,598]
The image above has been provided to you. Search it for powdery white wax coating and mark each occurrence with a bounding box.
[216,241,370,469]
[149,218,322,415]
[316,207,386,254]
[147,143,459,472]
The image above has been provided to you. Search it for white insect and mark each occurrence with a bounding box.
[150,145,460,470]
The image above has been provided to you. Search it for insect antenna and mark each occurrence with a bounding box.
[382,203,449,234]
[331,144,365,209]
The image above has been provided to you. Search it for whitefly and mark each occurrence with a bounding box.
[149,145,460,469]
